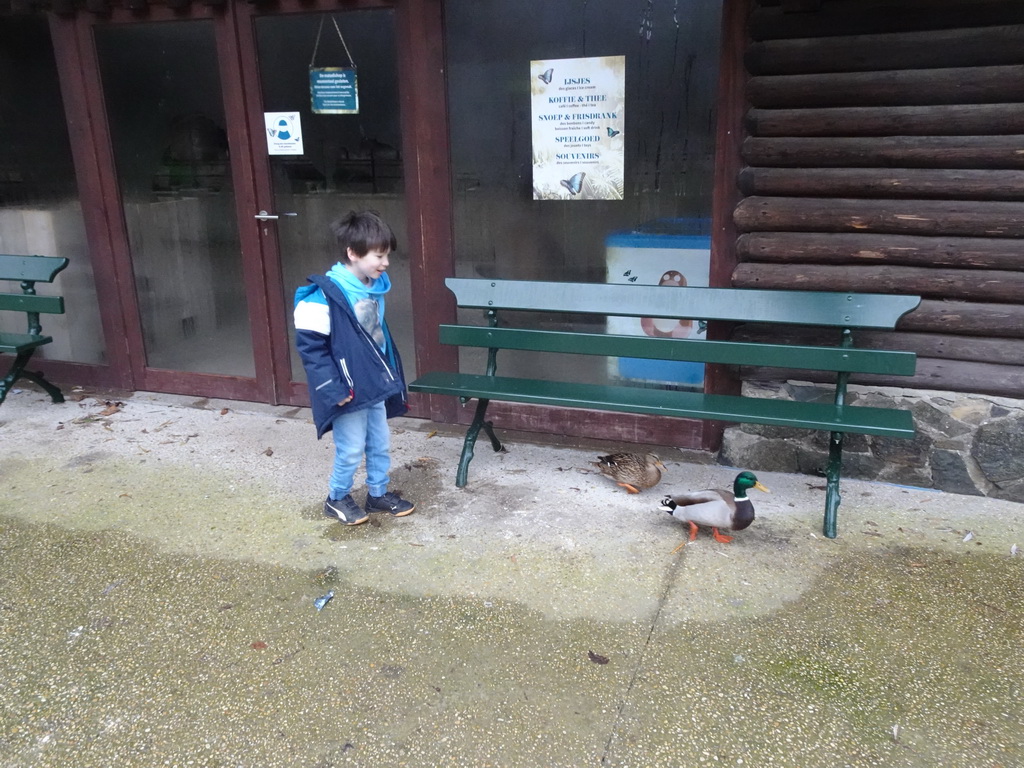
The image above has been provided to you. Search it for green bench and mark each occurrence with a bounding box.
[0,254,70,406]
[409,277,922,538]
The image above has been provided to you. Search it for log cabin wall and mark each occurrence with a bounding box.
[732,0,1024,399]
[718,0,1024,501]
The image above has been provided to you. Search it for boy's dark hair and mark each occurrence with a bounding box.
[330,210,398,259]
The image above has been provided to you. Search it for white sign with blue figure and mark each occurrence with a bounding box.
[264,112,304,156]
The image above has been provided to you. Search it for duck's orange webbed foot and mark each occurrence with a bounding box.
[671,523,700,554]
[617,482,641,494]
[711,527,734,543]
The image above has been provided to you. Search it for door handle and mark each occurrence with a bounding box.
[254,210,298,220]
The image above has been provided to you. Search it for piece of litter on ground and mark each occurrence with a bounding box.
[1011,543,1019,557]
[313,590,335,612]
[962,531,974,542]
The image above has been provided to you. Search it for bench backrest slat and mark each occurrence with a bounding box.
[440,325,917,376]
[447,277,920,330]
[0,254,70,284]
[0,294,65,314]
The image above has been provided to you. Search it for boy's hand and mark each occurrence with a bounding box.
[338,389,354,406]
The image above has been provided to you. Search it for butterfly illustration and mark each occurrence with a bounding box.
[560,172,585,196]
[538,68,554,84]
[607,127,621,137]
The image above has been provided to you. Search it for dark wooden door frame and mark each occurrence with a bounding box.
[703,0,751,451]
[48,12,135,392]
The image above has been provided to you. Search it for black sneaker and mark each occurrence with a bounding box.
[324,494,369,525]
[365,491,415,517]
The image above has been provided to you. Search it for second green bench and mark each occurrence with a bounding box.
[409,277,921,538]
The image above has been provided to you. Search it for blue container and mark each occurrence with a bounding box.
[605,219,711,390]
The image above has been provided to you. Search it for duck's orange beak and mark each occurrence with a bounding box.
[754,481,770,493]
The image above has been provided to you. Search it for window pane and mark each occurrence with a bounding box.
[0,17,104,365]
[445,0,721,390]
[95,20,253,377]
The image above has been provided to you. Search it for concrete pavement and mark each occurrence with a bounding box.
[1,385,1022,767]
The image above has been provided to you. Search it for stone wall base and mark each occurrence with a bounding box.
[719,381,1024,503]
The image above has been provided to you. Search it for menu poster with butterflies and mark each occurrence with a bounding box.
[531,55,625,201]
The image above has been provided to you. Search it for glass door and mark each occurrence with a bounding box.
[231,1,419,410]
[73,0,448,406]
[94,20,255,382]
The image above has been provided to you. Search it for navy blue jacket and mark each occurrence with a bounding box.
[294,274,407,438]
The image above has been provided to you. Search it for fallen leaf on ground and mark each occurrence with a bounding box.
[588,650,609,665]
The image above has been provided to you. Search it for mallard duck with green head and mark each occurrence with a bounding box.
[592,452,666,494]
[658,471,769,549]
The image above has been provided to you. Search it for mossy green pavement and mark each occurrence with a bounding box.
[1,387,1022,767]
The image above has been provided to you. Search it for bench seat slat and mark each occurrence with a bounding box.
[0,332,53,354]
[409,371,915,439]
[447,277,921,329]
[440,326,917,376]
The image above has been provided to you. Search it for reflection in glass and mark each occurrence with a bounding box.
[95,21,253,376]
[0,17,104,364]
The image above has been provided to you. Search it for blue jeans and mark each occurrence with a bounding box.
[329,401,390,499]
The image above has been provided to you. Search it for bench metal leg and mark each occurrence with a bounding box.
[456,397,506,488]
[823,430,843,539]
[1,351,64,406]
[19,368,65,404]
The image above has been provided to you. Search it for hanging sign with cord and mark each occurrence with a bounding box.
[309,15,359,114]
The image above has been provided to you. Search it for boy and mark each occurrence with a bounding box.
[293,210,414,525]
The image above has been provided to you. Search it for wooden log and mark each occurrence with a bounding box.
[751,0,1024,41]
[742,136,1024,169]
[747,25,1024,76]
[732,262,1024,303]
[732,325,1024,365]
[900,299,1024,337]
[738,167,1024,201]
[746,104,1024,137]
[734,196,1024,238]
[741,358,1024,399]
[737,232,1024,271]
[748,66,1024,108]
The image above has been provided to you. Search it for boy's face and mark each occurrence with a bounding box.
[345,246,390,284]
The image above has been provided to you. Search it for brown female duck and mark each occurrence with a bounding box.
[592,452,666,494]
